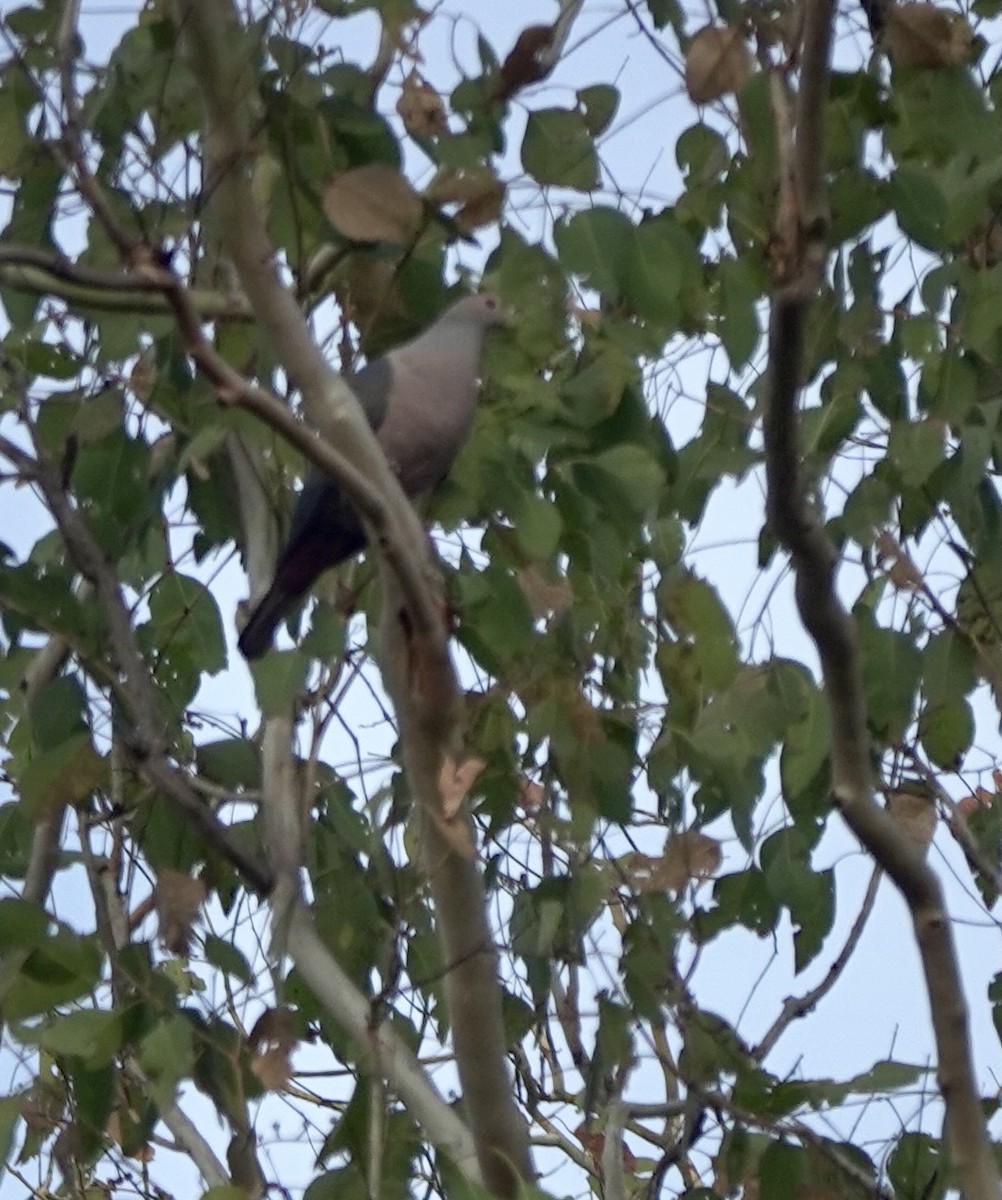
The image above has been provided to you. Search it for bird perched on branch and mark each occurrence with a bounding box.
[238,293,506,659]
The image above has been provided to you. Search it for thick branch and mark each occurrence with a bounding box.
[173,2,534,1193]
[762,0,1000,1193]
[285,904,483,1183]
[381,601,534,1195]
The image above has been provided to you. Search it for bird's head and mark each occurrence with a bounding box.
[453,291,512,331]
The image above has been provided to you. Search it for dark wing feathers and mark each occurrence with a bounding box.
[237,363,392,658]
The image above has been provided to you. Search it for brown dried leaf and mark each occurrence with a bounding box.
[516,564,574,619]
[518,776,546,812]
[685,26,754,104]
[251,1045,293,1091]
[875,530,923,590]
[154,869,207,955]
[663,830,722,885]
[626,831,721,893]
[322,163,424,245]
[249,1007,299,1092]
[129,347,156,401]
[425,166,504,234]
[888,3,972,67]
[573,1122,637,1172]
[886,790,936,852]
[496,25,555,102]
[397,71,447,137]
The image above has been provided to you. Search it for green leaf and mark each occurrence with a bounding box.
[887,1132,948,1200]
[0,1093,22,1188]
[659,571,739,689]
[17,732,105,820]
[0,803,33,877]
[576,85,619,136]
[148,572,227,675]
[203,934,255,986]
[27,675,88,749]
[455,561,534,672]
[71,429,154,552]
[887,419,944,488]
[554,206,635,298]
[780,687,829,804]
[717,254,760,369]
[918,699,974,769]
[857,616,921,742]
[0,898,49,951]
[757,1140,806,1200]
[249,649,310,716]
[761,829,834,972]
[195,738,260,790]
[0,930,102,1019]
[140,1014,195,1108]
[842,1059,928,1093]
[575,443,664,515]
[889,165,948,251]
[699,870,780,940]
[521,108,599,190]
[511,491,562,558]
[679,1010,748,1085]
[32,1009,124,1066]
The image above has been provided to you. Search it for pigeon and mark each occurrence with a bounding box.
[238,293,505,658]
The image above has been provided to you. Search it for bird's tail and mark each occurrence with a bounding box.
[237,584,292,660]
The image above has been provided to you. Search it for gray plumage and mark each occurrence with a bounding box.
[238,293,505,658]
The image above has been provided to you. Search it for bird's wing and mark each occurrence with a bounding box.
[344,356,394,429]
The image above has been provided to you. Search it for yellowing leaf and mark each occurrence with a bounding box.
[19,733,105,820]
[888,4,972,68]
[249,1007,299,1092]
[875,530,922,591]
[397,71,447,137]
[425,166,505,234]
[685,26,754,104]
[154,869,207,955]
[625,831,721,893]
[322,164,424,245]
[515,564,574,619]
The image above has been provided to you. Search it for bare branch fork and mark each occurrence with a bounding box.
[762,0,1000,1195]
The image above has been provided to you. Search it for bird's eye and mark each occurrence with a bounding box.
[485,297,497,309]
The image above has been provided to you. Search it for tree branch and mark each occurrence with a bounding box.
[171,3,534,1192]
[761,0,1000,1195]
[0,248,253,319]
[752,865,880,1061]
[285,904,483,1184]
[0,434,275,895]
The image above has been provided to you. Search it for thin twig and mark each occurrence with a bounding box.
[753,865,881,1060]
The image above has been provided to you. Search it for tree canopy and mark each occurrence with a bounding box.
[0,1,1001,1198]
